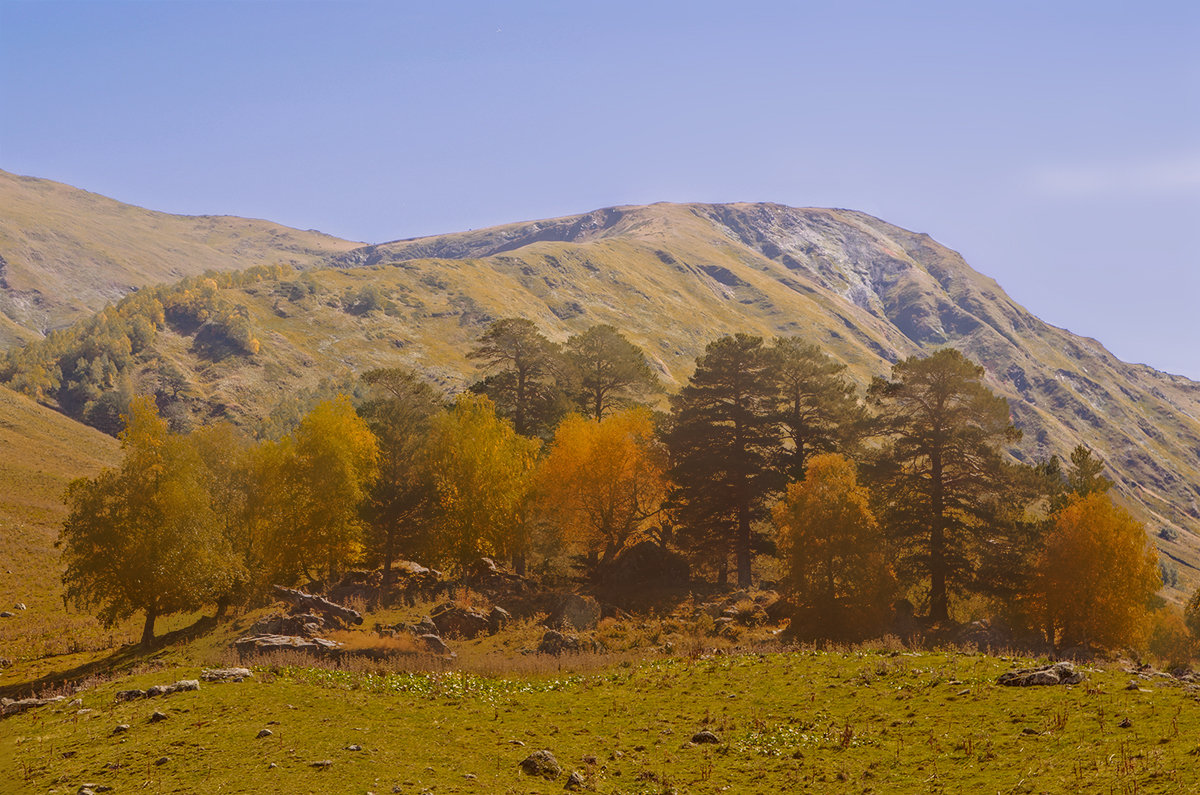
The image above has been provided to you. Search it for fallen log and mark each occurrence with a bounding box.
[272,585,363,626]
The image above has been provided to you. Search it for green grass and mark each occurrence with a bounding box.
[6,648,1200,793]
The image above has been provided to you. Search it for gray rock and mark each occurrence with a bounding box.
[346,744,362,751]
[113,724,130,734]
[14,603,26,610]
[488,605,512,634]
[234,634,341,657]
[0,611,13,618]
[997,661,1085,687]
[546,594,602,631]
[0,694,65,716]
[145,679,200,698]
[564,770,586,790]
[155,756,169,766]
[419,633,452,656]
[257,729,273,738]
[537,630,605,656]
[310,759,333,768]
[691,730,720,744]
[149,711,168,723]
[116,689,146,701]
[202,667,252,682]
[519,749,562,779]
[430,602,491,639]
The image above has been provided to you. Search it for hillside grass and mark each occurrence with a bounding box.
[6,647,1200,793]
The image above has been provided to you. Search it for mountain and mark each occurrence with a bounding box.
[0,169,360,347]
[2,188,1198,596]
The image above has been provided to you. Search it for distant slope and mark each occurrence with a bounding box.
[0,385,121,660]
[4,195,1199,598]
[0,169,360,346]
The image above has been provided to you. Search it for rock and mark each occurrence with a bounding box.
[519,749,562,779]
[418,633,452,656]
[546,594,602,631]
[464,557,531,596]
[248,612,326,637]
[414,616,438,636]
[537,630,605,656]
[691,730,720,744]
[149,711,168,723]
[597,540,689,586]
[115,689,146,702]
[234,634,341,658]
[430,602,491,639]
[272,585,363,626]
[346,744,362,751]
[202,667,252,682]
[0,694,65,717]
[564,770,586,790]
[155,756,169,766]
[956,618,1011,650]
[997,661,1085,687]
[14,602,26,610]
[1119,717,1133,728]
[257,729,273,738]
[488,605,512,634]
[0,611,13,618]
[310,759,333,768]
[145,680,199,698]
[113,724,130,734]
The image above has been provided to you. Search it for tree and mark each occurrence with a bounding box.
[423,393,540,572]
[468,317,571,438]
[536,408,668,567]
[1028,492,1160,649]
[564,325,662,420]
[59,397,234,644]
[667,333,783,587]
[771,337,863,480]
[772,453,893,639]
[868,348,1020,622]
[357,368,444,585]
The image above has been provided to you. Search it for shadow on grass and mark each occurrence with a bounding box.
[0,615,218,700]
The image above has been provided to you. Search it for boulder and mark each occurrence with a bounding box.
[691,730,720,744]
[248,612,325,637]
[997,661,1085,687]
[201,667,252,683]
[234,634,341,658]
[537,630,605,656]
[0,695,64,717]
[271,585,362,627]
[597,540,689,586]
[419,634,453,656]
[430,602,491,639]
[518,749,562,779]
[465,557,531,596]
[956,619,1011,650]
[546,594,601,631]
[488,606,512,634]
[564,770,585,790]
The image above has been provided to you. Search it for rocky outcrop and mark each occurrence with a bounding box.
[998,661,1085,687]
[272,585,362,626]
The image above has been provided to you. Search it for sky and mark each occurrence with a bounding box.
[2,1,1198,378]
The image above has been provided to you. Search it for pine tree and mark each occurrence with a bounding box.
[468,318,570,438]
[771,337,863,480]
[564,324,662,420]
[666,334,783,587]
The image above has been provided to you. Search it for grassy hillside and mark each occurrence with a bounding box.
[0,169,360,346]
[5,647,1200,793]
[0,386,125,661]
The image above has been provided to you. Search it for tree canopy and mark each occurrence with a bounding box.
[564,324,662,421]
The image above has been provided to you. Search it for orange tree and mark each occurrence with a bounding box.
[536,408,668,567]
[772,453,893,638]
[1029,492,1160,650]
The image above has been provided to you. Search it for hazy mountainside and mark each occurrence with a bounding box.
[3,190,1199,594]
[0,169,360,347]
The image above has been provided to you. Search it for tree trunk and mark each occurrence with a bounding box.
[929,450,949,622]
[141,607,158,645]
[736,506,752,588]
[512,550,526,578]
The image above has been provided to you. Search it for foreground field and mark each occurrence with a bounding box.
[6,649,1200,794]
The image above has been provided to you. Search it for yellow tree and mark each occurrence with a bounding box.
[59,397,234,644]
[772,453,892,639]
[536,408,668,566]
[424,394,539,572]
[1030,492,1160,650]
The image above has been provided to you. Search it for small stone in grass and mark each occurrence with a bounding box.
[149,711,168,723]
[155,757,168,766]
[257,729,273,738]
[112,724,129,734]
[311,759,333,768]
[691,730,720,744]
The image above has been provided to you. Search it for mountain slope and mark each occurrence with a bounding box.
[0,169,360,346]
[4,197,1198,597]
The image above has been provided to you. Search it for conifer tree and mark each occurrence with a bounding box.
[468,317,571,438]
[564,324,662,420]
[771,337,863,480]
[666,334,782,587]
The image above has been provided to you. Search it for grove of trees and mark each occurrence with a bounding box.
[58,315,1185,654]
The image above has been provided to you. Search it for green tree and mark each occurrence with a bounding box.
[771,337,863,480]
[357,367,444,585]
[667,334,783,587]
[424,393,540,572]
[564,324,662,420]
[868,348,1020,622]
[468,317,571,438]
[59,397,234,644]
[772,453,893,639]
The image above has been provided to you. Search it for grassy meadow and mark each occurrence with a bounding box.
[6,643,1200,794]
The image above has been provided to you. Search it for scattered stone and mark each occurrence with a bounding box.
[956,688,971,696]
[77,786,111,794]
[1119,717,1133,729]
[113,724,130,734]
[234,634,341,658]
[248,612,326,637]
[537,630,605,656]
[519,749,562,780]
[0,694,65,717]
[997,661,1085,687]
[14,602,26,610]
[1021,727,1039,735]
[257,729,274,739]
[202,667,253,682]
[546,594,602,631]
[691,730,720,744]
[509,739,526,746]
[69,698,83,708]
[311,759,334,768]
[418,633,454,657]
[1125,680,1147,691]
[146,680,200,698]
[269,763,278,769]
[488,605,512,634]
[115,689,146,702]
[155,756,169,766]
[346,744,362,751]
[149,711,168,723]
[0,611,13,618]
[430,602,491,639]
[464,773,477,780]
[564,770,586,790]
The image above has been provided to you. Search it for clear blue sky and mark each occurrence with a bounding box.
[2,1,1198,377]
